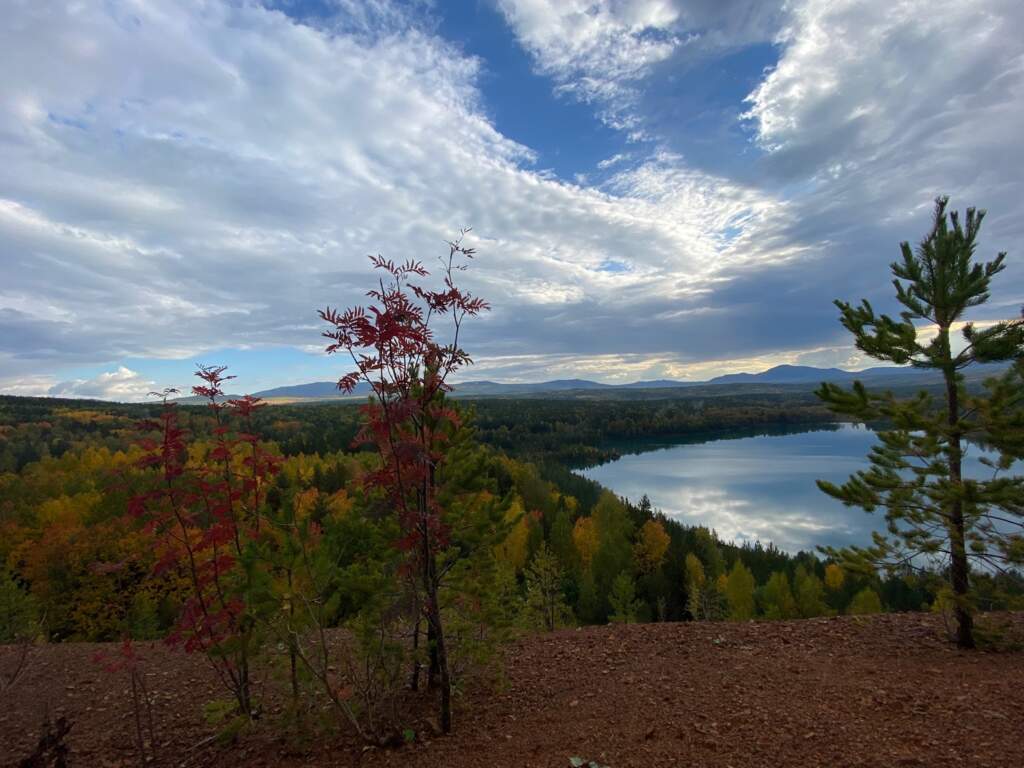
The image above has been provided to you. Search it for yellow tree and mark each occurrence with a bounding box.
[824,563,845,592]
[494,498,529,572]
[634,519,670,574]
[685,553,708,619]
[724,560,755,621]
[572,517,599,570]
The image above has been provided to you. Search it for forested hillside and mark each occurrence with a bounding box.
[3,390,1019,649]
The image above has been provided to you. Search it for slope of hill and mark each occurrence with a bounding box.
[707,364,855,385]
[253,380,370,399]
[3,613,1021,767]
[707,362,1011,387]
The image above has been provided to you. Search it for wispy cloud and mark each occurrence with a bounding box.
[0,0,794,391]
[497,0,786,134]
[1,0,1021,396]
[496,0,681,132]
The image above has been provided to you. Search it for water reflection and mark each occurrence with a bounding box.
[579,423,991,554]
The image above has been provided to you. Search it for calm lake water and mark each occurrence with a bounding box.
[579,423,992,554]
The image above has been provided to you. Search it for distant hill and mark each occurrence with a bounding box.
[253,381,370,399]
[707,363,1008,387]
[707,364,854,385]
[169,362,1011,404]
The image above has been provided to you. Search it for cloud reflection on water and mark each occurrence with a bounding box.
[579,424,925,554]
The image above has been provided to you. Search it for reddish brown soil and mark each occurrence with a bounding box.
[2,613,1022,768]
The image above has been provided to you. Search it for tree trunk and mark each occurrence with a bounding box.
[421,524,451,732]
[409,614,422,692]
[427,621,439,689]
[425,577,452,733]
[943,358,975,650]
[238,655,252,716]
[287,571,300,708]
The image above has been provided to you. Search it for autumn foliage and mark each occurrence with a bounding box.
[318,234,490,733]
[127,369,281,716]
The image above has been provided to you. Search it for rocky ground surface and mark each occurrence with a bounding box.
[2,612,1022,768]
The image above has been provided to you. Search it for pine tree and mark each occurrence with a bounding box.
[524,543,572,631]
[685,553,705,619]
[549,506,575,569]
[608,572,641,624]
[794,565,829,618]
[0,571,38,642]
[761,571,797,620]
[591,492,635,618]
[816,197,1024,649]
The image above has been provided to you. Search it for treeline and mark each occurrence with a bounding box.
[469,394,831,466]
[0,390,831,473]
[4,394,1021,644]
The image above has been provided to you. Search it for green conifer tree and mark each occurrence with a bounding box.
[608,572,641,624]
[0,571,38,643]
[794,565,829,618]
[524,543,573,631]
[685,553,706,619]
[761,571,797,620]
[591,492,635,619]
[816,197,1024,649]
[549,506,576,571]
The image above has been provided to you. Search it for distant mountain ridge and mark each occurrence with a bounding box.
[252,381,373,399]
[240,363,1009,401]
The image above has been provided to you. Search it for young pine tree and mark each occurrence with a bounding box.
[524,542,573,631]
[816,197,1024,649]
[760,571,797,620]
[794,565,829,618]
[608,572,641,624]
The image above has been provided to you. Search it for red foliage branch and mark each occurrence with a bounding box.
[318,232,488,733]
[126,367,280,716]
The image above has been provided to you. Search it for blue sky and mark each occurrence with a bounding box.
[2,0,1023,399]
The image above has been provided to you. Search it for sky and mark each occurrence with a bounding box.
[2,0,1023,400]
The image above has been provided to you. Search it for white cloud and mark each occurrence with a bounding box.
[736,0,1024,334]
[596,152,629,170]
[0,374,58,398]
[746,0,1023,160]
[0,0,796,388]
[0,366,156,401]
[2,0,1021,391]
[496,0,681,129]
[496,0,786,131]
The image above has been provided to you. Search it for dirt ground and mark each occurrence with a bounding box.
[2,613,1022,768]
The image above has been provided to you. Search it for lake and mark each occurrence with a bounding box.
[579,423,992,554]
